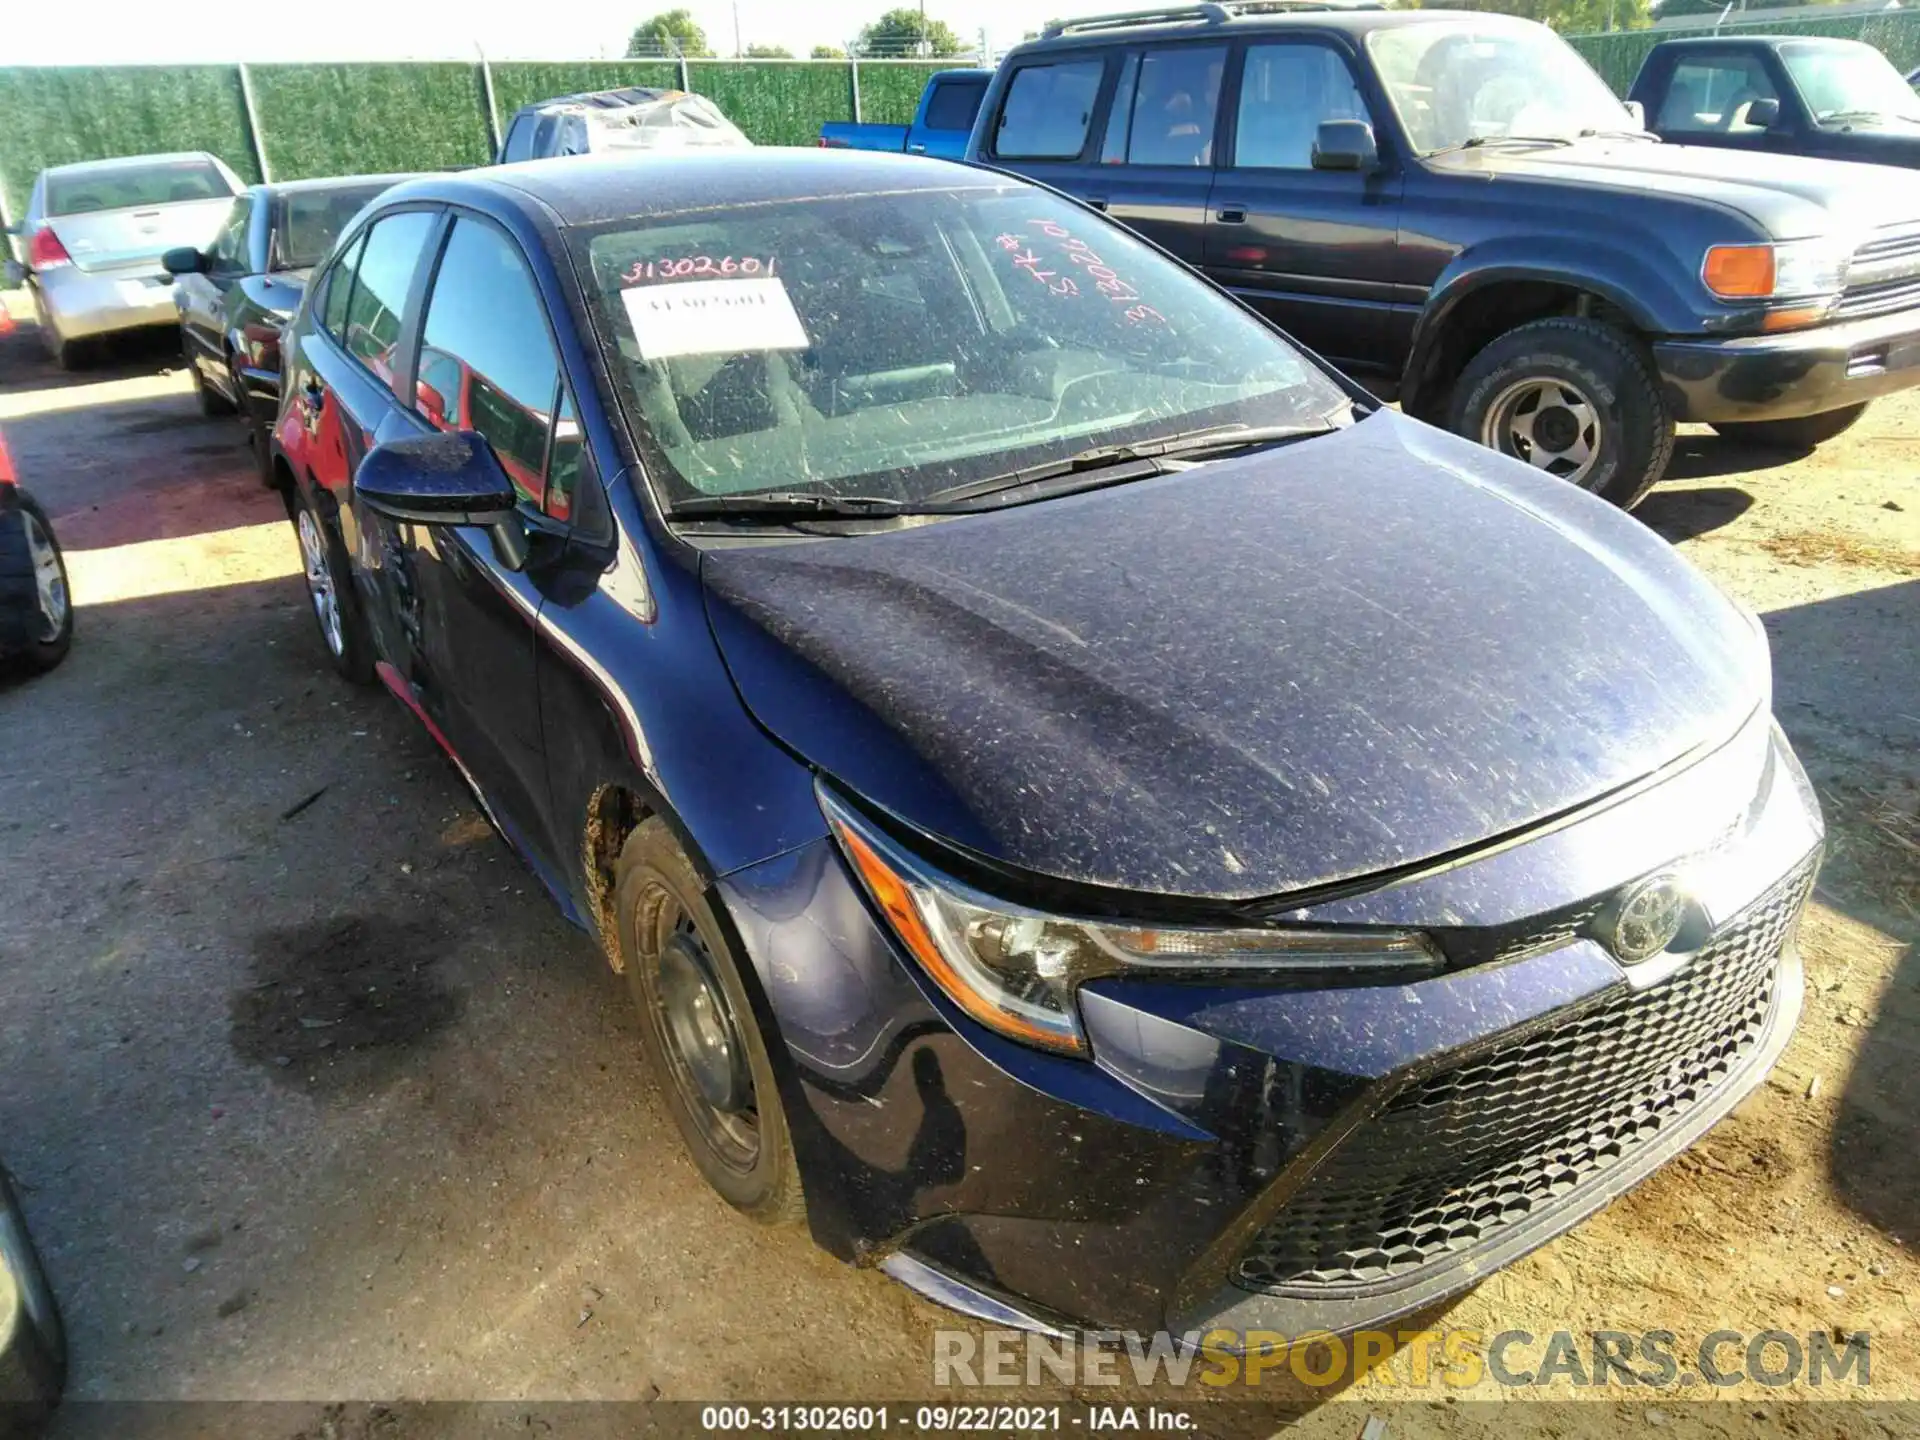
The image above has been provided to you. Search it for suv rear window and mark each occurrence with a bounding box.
[993,60,1106,159]
[46,158,232,216]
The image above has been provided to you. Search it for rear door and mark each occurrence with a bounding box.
[388,211,592,863]
[1204,37,1405,374]
[1089,43,1228,265]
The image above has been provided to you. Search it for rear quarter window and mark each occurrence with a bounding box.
[993,59,1107,159]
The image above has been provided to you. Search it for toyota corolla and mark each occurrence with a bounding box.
[269,150,1823,1340]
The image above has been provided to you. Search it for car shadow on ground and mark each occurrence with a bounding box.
[1763,578,1920,1246]
[1635,484,1756,544]
[1664,428,1804,484]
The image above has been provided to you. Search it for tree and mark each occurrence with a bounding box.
[811,44,849,58]
[1407,0,1650,30]
[855,8,969,58]
[745,43,795,57]
[626,9,713,57]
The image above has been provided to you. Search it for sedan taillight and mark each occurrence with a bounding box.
[28,227,72,271]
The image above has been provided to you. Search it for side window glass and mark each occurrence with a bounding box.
[343,210,437,379]
[1234,44,1372,170]
[544,388,597,524]
[1126,46,1226,167]
[415,216,561,511]
[1101,53,1140,164]
[994,60,1106,159]
[1661,58,1779,134]
[210,198,252,273]
[321,230,368,342]
[502,115,536,163]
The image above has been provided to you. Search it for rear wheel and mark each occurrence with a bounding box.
[1712,404,1868,452]
[1448,317,1674,509]
[0,488,74,675]
[292,488,373,685]
[614,820,805,1223]
[230,355,278,488]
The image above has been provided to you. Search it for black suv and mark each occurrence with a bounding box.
[969,4,1920,505]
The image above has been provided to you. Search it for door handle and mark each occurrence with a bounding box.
[1217,206,1248,224]
[907,142,928,153]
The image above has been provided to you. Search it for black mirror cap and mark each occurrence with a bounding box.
[1311,119,1378,172]
[161,246,205,276]
[355,431,519,528]
[1745,96,1782,128]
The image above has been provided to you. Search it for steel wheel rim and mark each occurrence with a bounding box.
[641,889,761,1173]
[296,509,344,657]
[23,512,66,643]
[1481,377,1602,487]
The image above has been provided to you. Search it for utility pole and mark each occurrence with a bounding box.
[733,0,742,57]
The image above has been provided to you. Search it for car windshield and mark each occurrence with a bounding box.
[1368,19,1635,154]
[45,158,232,216]
[1782,39,1920,127]
[275,183,396,270]
[573,183,1347,511]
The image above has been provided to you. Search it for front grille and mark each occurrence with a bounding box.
[1839,225,1920,318]
[1232,853,1816,1296]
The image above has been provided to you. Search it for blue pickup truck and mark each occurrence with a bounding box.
[818,69,991,158]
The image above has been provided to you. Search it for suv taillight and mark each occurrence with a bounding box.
[28,226,71,271]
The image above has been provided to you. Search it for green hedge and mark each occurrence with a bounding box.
[857,62,951,126]
[1569,10,1920,94]
[250,63,493,181]
[689,61,855,147]
[0,65,257,217]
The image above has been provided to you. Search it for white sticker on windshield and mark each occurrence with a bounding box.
[621,276,810,361]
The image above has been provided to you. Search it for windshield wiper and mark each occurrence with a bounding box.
[1425,134,1577,157]
[1579,126,1660,141]
[1819,108,1916,126]
[930,421,1339,507]
[669,491,914,521]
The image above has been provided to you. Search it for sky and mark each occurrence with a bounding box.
[5,0,1091,65]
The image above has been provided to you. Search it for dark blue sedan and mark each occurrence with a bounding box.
[267,150,1823,1341]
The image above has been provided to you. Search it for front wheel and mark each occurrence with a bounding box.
[189,353,236,417]
[1712,404,1868,453]
[614,819,805,1224]
[0,488,74,674]
[292,489,373,685]
[1448,317,1674,509]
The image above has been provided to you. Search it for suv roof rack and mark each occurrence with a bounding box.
[1040,0,1380,38]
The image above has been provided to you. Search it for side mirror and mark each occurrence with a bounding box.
[355,431,529,570]
[1311,119,1379,173]
[1623,99,1646,129]
[1744,96,1782,129]
[161,246,205,276]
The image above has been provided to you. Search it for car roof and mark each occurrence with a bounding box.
[251,173,418,198]
[1647,32,1871,49]
[42,151,220,178]
[513,86,680,118]
[1005,4,1529,57]
[374,149,1010,229]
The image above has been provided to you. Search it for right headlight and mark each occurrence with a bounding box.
[819,785,1442,1057]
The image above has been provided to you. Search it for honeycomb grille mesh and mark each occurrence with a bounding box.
[1232,855,1816,1295]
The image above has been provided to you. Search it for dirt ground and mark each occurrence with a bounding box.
[0,294,1915,1439]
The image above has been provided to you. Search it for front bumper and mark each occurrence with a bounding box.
[720,714,1822,1339]
[1655,305,1920,423]
[35,265,176,343]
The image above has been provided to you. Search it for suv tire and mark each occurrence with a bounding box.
[1449,317,1674,509]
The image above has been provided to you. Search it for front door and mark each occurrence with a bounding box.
[1204,39,1406,376]
[179,195,253,400]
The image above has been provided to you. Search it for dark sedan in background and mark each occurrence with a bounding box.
[164,175,410,481]
[266,150,1821,1341]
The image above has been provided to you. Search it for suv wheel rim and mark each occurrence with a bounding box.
[24,513,66,643]
[645,897,761,1173]
[1482,377,1601,487]
[296,509,344,657]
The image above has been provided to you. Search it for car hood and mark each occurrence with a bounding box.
[700,410,1767,902]
[1448,137,1920,236]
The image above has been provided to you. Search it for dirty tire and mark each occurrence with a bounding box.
[1449,316,1674,509]
[292,486,374,686]
[0,1164,67,1416]
[191,354,237,417]
[1712,403,1868,453]
[615,819,805,1224]
[0,487,74,675]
